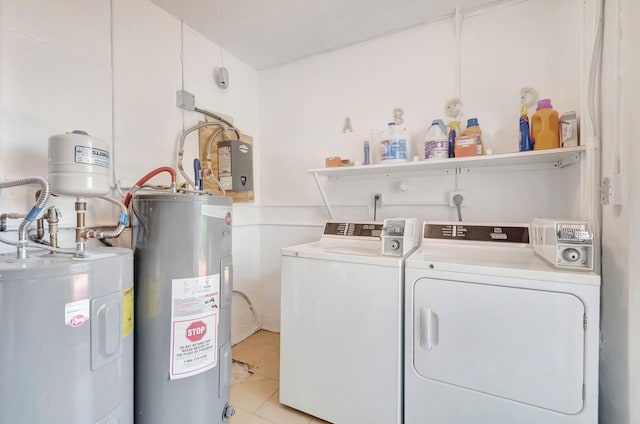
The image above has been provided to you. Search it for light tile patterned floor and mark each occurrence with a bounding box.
[230,330,330,424]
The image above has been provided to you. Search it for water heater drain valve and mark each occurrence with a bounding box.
[223,403,236,420]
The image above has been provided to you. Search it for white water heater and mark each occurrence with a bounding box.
[48,130,111,197]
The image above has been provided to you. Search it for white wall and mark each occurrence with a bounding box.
[599,0,640,422]
[257,0,584,330]
[3,3,637,417]
[0,0,262,341]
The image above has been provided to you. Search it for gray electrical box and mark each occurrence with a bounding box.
[217,140,253,192]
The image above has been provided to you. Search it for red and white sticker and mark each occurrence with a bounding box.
[201,205,232,223]
[65,299,90,327]
[170,274,220,380]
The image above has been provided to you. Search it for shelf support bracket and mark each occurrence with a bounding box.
[557,154,581,168]
[312,172,335,220]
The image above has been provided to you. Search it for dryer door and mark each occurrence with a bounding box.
[412,277,585,414]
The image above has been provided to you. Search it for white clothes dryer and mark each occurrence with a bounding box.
[280,220,419,424]
[404,222,600,424]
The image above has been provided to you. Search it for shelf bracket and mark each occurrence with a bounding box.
[312,172,335,220]
[556,154,581,168]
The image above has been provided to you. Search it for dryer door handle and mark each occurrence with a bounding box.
[419,308,439,350]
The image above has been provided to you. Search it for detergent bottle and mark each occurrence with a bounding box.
[380,122,408,162]
[531,99,560,150]
[424,120,449,159]
[455,118,484,157]
[519,97,533,151]
[446,121,461,158]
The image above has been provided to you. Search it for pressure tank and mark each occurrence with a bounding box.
[133,192,234,423]
[48,130,111,197]
[0,247,134,424]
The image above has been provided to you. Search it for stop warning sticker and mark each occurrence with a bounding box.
[169,274,220,380]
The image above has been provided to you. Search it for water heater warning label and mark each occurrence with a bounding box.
[169,274,220,380]
[65,299,90,327]
[122,286,134,338]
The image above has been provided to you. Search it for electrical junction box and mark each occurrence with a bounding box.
[531,218,594,271]
[217,140,253,192]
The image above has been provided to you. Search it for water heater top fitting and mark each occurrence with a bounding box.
[48,130,111,197]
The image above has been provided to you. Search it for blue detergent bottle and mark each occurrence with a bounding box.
[447,121,461,158]
[519,97,534,151]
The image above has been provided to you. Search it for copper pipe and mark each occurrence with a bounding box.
[75,201,87,250]
[36,219,45,240]
[0,213,25,232]
[46,206,59,250]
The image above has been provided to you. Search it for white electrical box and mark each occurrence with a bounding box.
[531,218,594,271]
[381,218,420,256]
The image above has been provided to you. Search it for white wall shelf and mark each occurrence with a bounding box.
[307,146,585,178]
[307,146,586,218]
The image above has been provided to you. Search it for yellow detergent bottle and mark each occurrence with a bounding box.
[531,99,560,150]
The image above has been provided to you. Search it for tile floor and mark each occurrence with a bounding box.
[230,330,330,424]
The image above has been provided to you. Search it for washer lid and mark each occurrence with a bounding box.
[282,220,409,266]
[282,238,404,267]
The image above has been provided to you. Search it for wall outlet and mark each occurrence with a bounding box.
[449,191,464,207]
[374,193,382,207]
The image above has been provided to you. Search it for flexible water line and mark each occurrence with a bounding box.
[177,121,235,191]
[233,290,262,327]
[124,166,177,207]
[453,193,464,222]
[0,177,51,258]
[83,196,128,239]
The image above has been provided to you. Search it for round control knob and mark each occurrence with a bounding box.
[562,248,581,262]
[390,240,400,250]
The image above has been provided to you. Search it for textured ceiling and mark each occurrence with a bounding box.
[151,0,509,69]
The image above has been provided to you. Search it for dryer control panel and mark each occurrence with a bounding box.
[532,218,594,271]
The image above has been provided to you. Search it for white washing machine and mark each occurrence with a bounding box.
[404,221,600,424]
[280,220,419,424]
